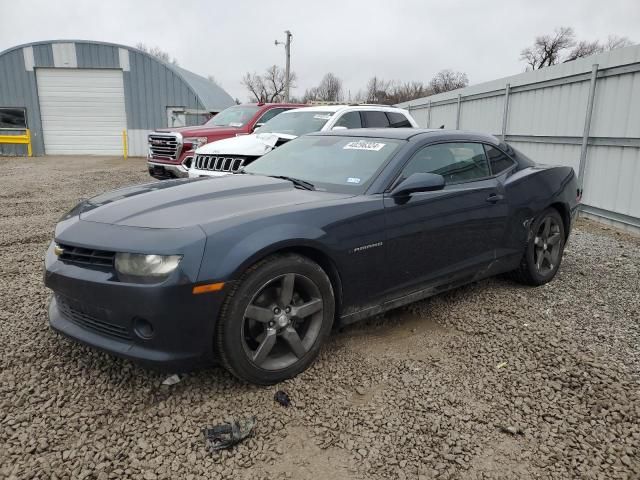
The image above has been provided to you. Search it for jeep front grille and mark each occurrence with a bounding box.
[194,154,247,173]
[148,133,181,160]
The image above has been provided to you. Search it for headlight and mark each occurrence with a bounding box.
[184,137,208,149]
[115,253,182,281]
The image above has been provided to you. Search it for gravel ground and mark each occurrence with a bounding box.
[0,155,639,480]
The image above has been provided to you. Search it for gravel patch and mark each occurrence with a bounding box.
[0,155,638,480]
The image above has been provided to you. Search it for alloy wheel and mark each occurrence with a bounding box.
[533,216,563,276]
[241,273,324,370]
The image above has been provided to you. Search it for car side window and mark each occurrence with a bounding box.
[362,111,390,128]
[333,111,362,129]
[484,144,516,175]
[400,142,490,185]
[386,112,412,128]
[256,108,287,125]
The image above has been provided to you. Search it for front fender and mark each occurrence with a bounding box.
[197,223,330,282]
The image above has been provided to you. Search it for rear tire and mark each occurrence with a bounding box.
[215,254,335,385]
[510,208,566,286]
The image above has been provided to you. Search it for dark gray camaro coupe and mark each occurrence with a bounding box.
[45,129,579,384]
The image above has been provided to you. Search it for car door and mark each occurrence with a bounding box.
[382,141,509,296]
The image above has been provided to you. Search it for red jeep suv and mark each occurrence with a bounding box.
[147,103,303,179]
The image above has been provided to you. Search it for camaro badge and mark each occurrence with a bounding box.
[352,242,383,253]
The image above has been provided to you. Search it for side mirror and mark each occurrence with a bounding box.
[252,122,264,132]
[332,126,348,131]
[390,172,445,197]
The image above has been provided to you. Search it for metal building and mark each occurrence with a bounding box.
[0,40,235,157]
[398,45,640,232]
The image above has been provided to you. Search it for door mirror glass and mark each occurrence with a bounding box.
[391,172,445,197]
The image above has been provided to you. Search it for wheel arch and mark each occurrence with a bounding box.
[548,201,571,239]
[226,241,344,318]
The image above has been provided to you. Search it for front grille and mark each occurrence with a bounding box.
[58,244,115,267]
[148,133,181,160]
[56,295,132,340]
[194,154,247,172]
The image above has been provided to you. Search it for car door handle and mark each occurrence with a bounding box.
[486,193,504,203]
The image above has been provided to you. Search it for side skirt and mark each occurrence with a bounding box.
[338,273,476,326]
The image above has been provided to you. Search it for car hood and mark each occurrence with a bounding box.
[76,175,347,229]
[196,132,297,156]
[156,125,241,137]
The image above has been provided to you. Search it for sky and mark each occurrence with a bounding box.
[0,0,638,101]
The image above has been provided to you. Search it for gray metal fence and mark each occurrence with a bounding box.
[398,45,640,232]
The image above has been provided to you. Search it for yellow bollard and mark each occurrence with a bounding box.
[122,130,128,159]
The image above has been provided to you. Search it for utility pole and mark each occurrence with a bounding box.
[275,30,292,102]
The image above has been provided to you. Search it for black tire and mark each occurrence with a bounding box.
[510,208,566,286]
[215,254,335,385]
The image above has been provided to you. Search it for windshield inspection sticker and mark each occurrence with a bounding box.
[347,177,361,184]
[343,141,386,151]
[229,122,243,127]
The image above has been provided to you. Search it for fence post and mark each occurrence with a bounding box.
[578,64,599,194]
[427,100,432,128]
[501,83,511,141]
[455,94,462,129]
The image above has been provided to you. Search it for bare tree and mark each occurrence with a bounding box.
[521,28,634,68]
[428,70,469,94]
[366,76,392,103]
[520,27,575,69]
[135,43,179,65]
[603,35,634,50]
[316,73,343,101]
[241,65,296,103]
[387,81,428,104]
[565,40,602,61]
[303,73,344,102]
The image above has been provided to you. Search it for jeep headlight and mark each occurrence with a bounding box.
[115,253,182,282]
[184,136,208,149]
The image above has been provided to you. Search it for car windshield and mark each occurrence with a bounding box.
[254,111,334,136]
[206,105,260,127]
[243,135,404,193]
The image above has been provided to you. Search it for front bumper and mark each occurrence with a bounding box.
[44,232,225,370]
[147,160,191,179]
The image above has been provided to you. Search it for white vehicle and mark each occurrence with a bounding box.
[188,105,418,178]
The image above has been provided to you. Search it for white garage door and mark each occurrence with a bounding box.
[36,69,127,155]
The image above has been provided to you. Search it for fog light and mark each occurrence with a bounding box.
[133,317,154,340]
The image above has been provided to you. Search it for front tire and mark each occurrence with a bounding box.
[511,208,566,286]
[215,254,335,385]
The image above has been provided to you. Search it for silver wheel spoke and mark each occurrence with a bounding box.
[534,236,543,246]
[292,298,322,319]
[252,329,277,365]
[542,218,551,238]
[548,232,561,246]
[536,250,544,270]
[281,326,306,358]
[245,305,274,323]
[280,274,295,306]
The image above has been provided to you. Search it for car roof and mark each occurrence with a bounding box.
[279,104,411,114]
[308,128,502,144]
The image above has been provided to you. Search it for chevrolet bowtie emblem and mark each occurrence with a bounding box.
[54,244,64,256]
